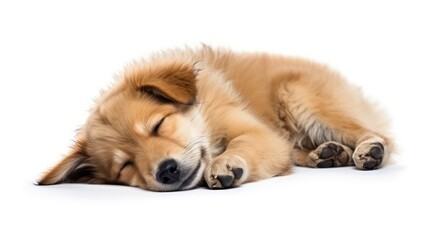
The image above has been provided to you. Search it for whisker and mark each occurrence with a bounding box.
[190,102,205,122]
[184,136,207,149]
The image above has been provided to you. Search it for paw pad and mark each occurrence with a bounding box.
[317,159,334,168]
[353,141,385,170]
[205,159,245,189]
[217,175,234,188]
[309,142,352,168]
[232,167,243,179]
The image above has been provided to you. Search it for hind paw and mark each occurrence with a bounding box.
[353,140,385,170]
[308,142,353,168]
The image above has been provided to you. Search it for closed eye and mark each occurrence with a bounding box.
[117,160,133,180]
[120,160,133,171]
[152,117,166,135]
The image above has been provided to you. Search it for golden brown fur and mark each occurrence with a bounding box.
[38,47,392,191]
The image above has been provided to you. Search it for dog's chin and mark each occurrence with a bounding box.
[177,146,209,191]
[179,160,206,191]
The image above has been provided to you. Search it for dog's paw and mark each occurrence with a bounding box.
[308,141,353,168]
[204,156,247,189]
[353,140,385,170]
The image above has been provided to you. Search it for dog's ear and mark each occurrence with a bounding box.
[37,138,104,185]
[140,63,197,105]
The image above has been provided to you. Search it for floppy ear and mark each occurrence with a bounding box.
[37,139,103,185]
[140,63,197,105]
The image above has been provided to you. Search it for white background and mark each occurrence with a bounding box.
[1,0,428,239]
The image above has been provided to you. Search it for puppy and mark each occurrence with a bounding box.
[38,47,392,191]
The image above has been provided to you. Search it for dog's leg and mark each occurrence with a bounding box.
[275,72,392,170]
[204,109,293,189]
[295,130,389,170]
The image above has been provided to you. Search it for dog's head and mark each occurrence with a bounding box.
[38,59,209,191]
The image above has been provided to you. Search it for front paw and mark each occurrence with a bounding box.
[204,156,247,189]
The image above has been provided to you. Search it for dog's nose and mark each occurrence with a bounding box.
[156,159,180,184]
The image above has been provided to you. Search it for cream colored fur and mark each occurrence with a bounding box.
[38,47,392,191]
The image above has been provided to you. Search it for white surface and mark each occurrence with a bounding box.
[0,1,427,239]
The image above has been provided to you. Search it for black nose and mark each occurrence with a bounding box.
[156,159,180,184]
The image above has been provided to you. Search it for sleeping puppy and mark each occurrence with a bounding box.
[38,47,392,191]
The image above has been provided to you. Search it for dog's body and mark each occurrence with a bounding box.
[38,47,392,191]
